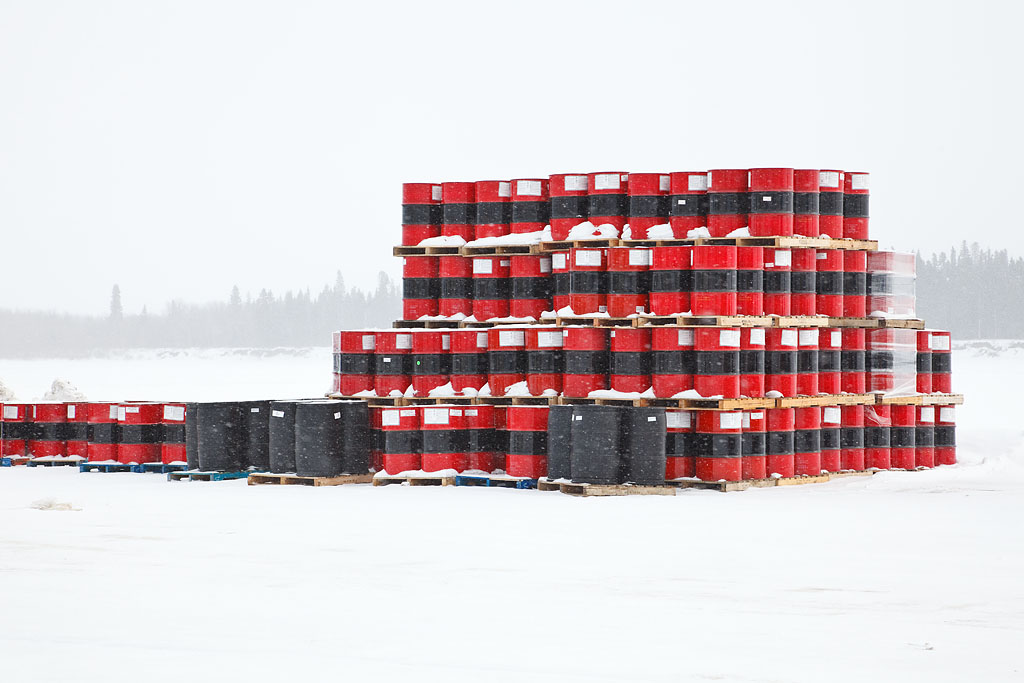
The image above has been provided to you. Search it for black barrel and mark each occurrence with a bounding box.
[242,400,272,470]
[623,407,667,485]
[294,400,346,477]
[269,400,298,473]
[185,402,200,470]
[570,404,622,484]
[338,401,372,474]
[197,402,247,471]
[546,404,574,480]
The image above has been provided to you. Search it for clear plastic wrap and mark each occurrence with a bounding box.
[867,328,918,396]
[867,251,916,318]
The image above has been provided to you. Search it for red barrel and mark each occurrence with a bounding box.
[450,329,489,393]
[793,406,822,475]
[374,331,412,396]
[551,250,571,311]
[765,328,798,397]
[472,256,511,321]
[401,182,442,246]
[818,328,842,395]
[86,403,119,462]
[763,248,792,315]
[487,327,527,395]
[65,402,90,459]
[793,169,820,237]
[841,328,867,393]
[587,172,628,230]
[790,249,817,315]
[506,405,548,478]
[842,251,868,317]
[369,406,384,472]
[562,327,609,397]
[510,178,549,234]
[820,405,842,473]
[766,407,795,477]
[748,168,794,237]
[510,254,552,319]
[706,169,747,237]
[796,328,819,396]
[161,403,187,464]
[736,246,764,315]
[339,331,376,395]
[890,404,916,470]
[651,327,694,397]
[525,325,564,395]
[474,180,511,239]
[627,173,670,239]
[1,403,29,457]
[438,255,472,317]
[607,247,651,317]
[840,405,865,471]
[420,405,468,473]
[403,255,438,319]
[742,409,767,479]
[665,410,696,479]
[610,327,651,393]
[28,403,67,458]
[916,330,933,393]
[915,406,935,469]
[569,247,608,315]
[492,405,508,471]
[694,327,740,398]
[117,403,162,464]
[935,406,957,466]
[441,181,476,240]
[649,245,691,315]
[549,173,589,240]
[740,327,766,397]
[410,330,450,396]
[815,249,844,317]
[864,405,891,470]
[930,331,952,392]
[691,245,737,316]
[382,407,420,474]
[817,170,844,238]
[668,171,708,238]
[695,410,743,481]
[842,172,870,239]
[464,404,497,472]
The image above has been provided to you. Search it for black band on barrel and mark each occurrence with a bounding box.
[375,355,408,376]
[440,277,472,300]
[628,195,669,218]
[487,350,523,374]
[740,350,765,373]
[507,430,548,455]
[818,192,843,217]
[511,277,551,300]
[742,432,766,456]
[475,202,511,225]
[403,278,438,299]
[472,278,511,300]
[794,429,821,454]
[588,194,627,217]
[511,201,549,224]
[748,191,794,214]
[527,350,563,374]
[451,353,487,376]
[694,351,740,375]
[692,270,737,293]
[669,194,708,217]
[550,196,588,220]
[384,431,420,454]
[443,203,476,225]
[708,192,746,215]
[816,272,843,295]
[764,270,791,294]
[843,194,869,218]
[766,431,795,455]
[794,192,819,215]
[341,354,373,374]
[766,350,796,374]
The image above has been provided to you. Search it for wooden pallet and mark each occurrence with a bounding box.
[476,395,554,405]
[634,315,774,328]
[644,396,776,410]
[922,393,964,406]
[454,474,538,489]
[877,318,926,330]
[771,316,830,328]
[775,393,877,408]
[555,315,635,327]
[828,317,882,329]
[167,471,252,482]
[672,477,778,492]
[247,472,374,487]
[536,477,566,492]
[538,238,621,251]
[554,396,648,407]
[392,319,462,329]
[404,396,477,405]
[1,456,30,467]
[372,473,457,487]
[460,244,539,256]
[557,481,677,497]
[392,245,462,257]
[619,236,878,251]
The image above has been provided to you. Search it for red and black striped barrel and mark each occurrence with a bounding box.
[449,329,488,393]
[27,403,66,458]
[569,247,608,315]
[401,182,441,246]
[817,170,844,238]
[464,404,497,472]
[410,330,450,397]
[694,328,740,398]
[841,328,867,393]
[916,330,933,393]
[562,327,609,397]
[492,405,508,471]
[65,402,90,459]
[487,327,527,395]
[607,247,650,317]
[551,251,571,311]
[796,328,819,396]
[766,407,796,477]
[438,255,472,317]
[790,249,817,315]
[840,405,865,471]
[818,328,842,395]
[793,406,822,476]
[509,254,552,319]
[815,249,844,317]
[820,405,842,473]
[890,404,916,470]
[474,180,511,239]
[748,168,794,237]
[420,405,468,473]
[117,403,163,464]
[587,172,628,230]
[506,405,548,478]
[915,406,935,469]
[842,251,867,317]
[763,248,792,315]
[627,173,670,239]
[510,178,549,234]
[864,405,891,470]
[706,169,747,237]
[610,327,651,393]
[649,246,691,315]
[867,329,917,395]
[402,256,438,320]
[740,327,766,397]
[472,256,511,321]
[338,331,376,395]
[935,406,956,465]
[668,171,708,237]
[691,245,737,316]
[381,407,420,474]
[842,172,869,239]
[525,325,563,395]
[665,409,696,479]
[549,173,589,240]
[160,403,187,464]
[695,410,743,482]
[651,327,694,397]
[765,328,798,397]
[1,403,29,457]
[793,169,820,237]
[369,406,383,472]
[930,331,952,392]
[441,181,475,241]
[86,403,119,462]
[374,331,412,396]
[742,409,767,480]
[736,246,764,315]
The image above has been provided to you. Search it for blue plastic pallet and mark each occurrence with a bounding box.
[79,463,134,473]
[167,470,252,482]
[132,462,189,474]
[28,459,83,467]
[454,474,538,490]
[1,457,11,467]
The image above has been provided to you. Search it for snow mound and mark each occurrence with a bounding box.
[466,230,546,247]
[566,221,620,240]
[417,235,466,247]
[30,498,79,512]
[686,227,712,239]
[0,380,15,401]
[645,224,675,239]
[427,382,456,397]
[42,379,86,402]
[725,227,750,237]
[503,381,531,397]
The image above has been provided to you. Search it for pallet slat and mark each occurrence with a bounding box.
[247,473,374,487]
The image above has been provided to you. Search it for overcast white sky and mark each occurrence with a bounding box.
[0,0,1020,315]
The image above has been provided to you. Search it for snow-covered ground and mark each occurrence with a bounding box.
[1,344,1022,682]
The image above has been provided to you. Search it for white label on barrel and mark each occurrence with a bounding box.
[930,334,950,351]
[126,406,139,413]
[781,329,798,347]
[678,329,694,346]
[400,409,416,417]
[3,406,17,419]
[817,252,828,260]
[499,330,525,347]
[382,410,400,426]
[819,171,840,188]
[500,259,509,267]
[362,334,376,351]
[431,185,442,201]
[919,407,934,423]
[628,249,651,266]
[647,416,658,422]
[164,406,185,421]
[477,332,488,348]
[719,413,742,430]
[334,412,341,419]
[473,258,493,274]
[719,329,741,347]
[706,172,713,189]
[575,250,602,267]
[799,329,819,346]
[742,413,751,429]
[382,357,391,363]
[517,180,542,196]
[762,194,773,202]
[32,405,37,418]
[117,407,126,421]
[751,411,763,420]
[594,173,620,190]
[574,415,583,421]
[749,328,766,345]
[396,334,412,350]
[465,409,477,416]
[424,408,449,425]
[498,181,511,197]
[552,253,567,270]
[67,405,76,419]
[636,305,645,313]
[109,405,119,419]
[250,407,260,413]
[688,174,707,191]
[831,331,842,347]
[677,198,687,206]
[824,407,841,424]
[272,410,285,418]
[659,175,670,192]
[940,407,956,423]
[666,411,690,428]
[448,409,462,417]
[440,335,451,351]
[540,257,552,273]
[621,174,628,182]
[774,250,791,266]
[850,173,869,190]
[564,175,588,192]
[538,331,563,348]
